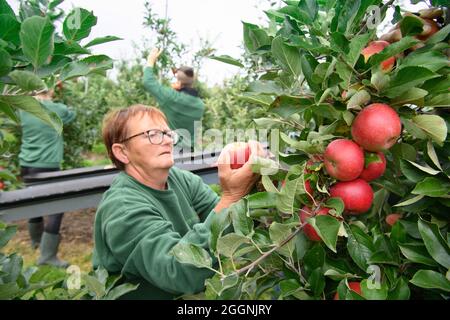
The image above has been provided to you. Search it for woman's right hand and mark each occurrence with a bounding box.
[213,141,266,212]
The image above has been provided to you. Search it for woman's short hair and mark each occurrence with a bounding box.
[102,104,167,170]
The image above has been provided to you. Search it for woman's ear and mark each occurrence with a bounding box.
[112,143,130,165]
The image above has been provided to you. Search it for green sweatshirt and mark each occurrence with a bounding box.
[19,100,76,168]
[92,166,220,300]
[143,67,205,148]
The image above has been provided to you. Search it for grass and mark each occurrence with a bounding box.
[4,237,94,273]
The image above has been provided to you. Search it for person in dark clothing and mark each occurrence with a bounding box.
[19,88,75,268]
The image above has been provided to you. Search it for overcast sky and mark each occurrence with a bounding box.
[8,0,273,85]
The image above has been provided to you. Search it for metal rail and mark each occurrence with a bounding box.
[0,150,220,222]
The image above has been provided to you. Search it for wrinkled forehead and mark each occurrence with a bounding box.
[127,111,170,133]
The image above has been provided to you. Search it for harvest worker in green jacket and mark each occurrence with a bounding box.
[19,88,76,268]
[93,104,264,299]
[143,48,204,150]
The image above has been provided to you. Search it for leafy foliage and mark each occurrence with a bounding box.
[174,0,450,300]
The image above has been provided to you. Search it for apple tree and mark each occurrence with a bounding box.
[173,0,450,300]
[0,0,121,186]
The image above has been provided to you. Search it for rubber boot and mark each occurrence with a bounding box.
[37,232,69,268]
[28,221,44,250]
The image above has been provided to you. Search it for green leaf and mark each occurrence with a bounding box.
[272,36,301,78]
[412,177,450,198]
[335,60,352,88]
[388,277,410,300]
[406,160,441,176]
[58,61,90,81]
[412,115,447,144]
[208,55,244,68]
[399,243,439,267]
[243,22,271,53]
[308,268,325,297]
[216,233,250,258]
[0,0,15,17]
[230,200,253,236]
[325,197,344,217]
[0,13,20,45]
[369,36,420,67]
[410,270,450,292]
[261,175,280,194]
[63,8,97,41]
[402,118,428,140]
[9,70,45,91]
[304,243,325,273]
[383,66,439,98]
[391,88,428,106]
[346,224,375,271]
[347,33,370,67]
[269,222,296,257]
[49,0,64,10]
[427,141,442,171]
[20,16,55,69]
[298,0,318,22]
[210,207,231,252]
[399,51,450,73]
[418,218,450,269]
[80,54,113,75]
[0,224,17,248]
[361,279,389,300]
[400,15,424,36]
[82,274,106,298]
[425,93,450,108]
[0,169,16,181]
[0,95,62,134]
[54,41,90,55]
[0,47,11,76]
[308,215,340,253]
[247,192,277,209]
[84,35,122,48]
[170,242,212,269]
[238,93,273,107]
[426,24,450,45]
[301,53,319,91]
[103,283,139,300]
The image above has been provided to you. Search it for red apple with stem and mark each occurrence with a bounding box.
[351,103,402,152]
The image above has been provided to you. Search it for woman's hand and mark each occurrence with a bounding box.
[147,48,162,67]
[213,141,267,212]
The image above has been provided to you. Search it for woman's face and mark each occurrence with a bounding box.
[123,113,175,171]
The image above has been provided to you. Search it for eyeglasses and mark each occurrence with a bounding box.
[120,129,179,145]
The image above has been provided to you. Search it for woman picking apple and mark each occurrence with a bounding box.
[92,104,265,299]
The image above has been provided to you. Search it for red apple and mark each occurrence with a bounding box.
[351,103,402,152]
[386,213,402,226]
[299,206,330,242]
[229,142,251,170]
[334,281,362,300]
[361,40,396,72]
[324,139,364,181]
[359,152,386,182]
[330,179,374,215]
[0,180,4,190]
